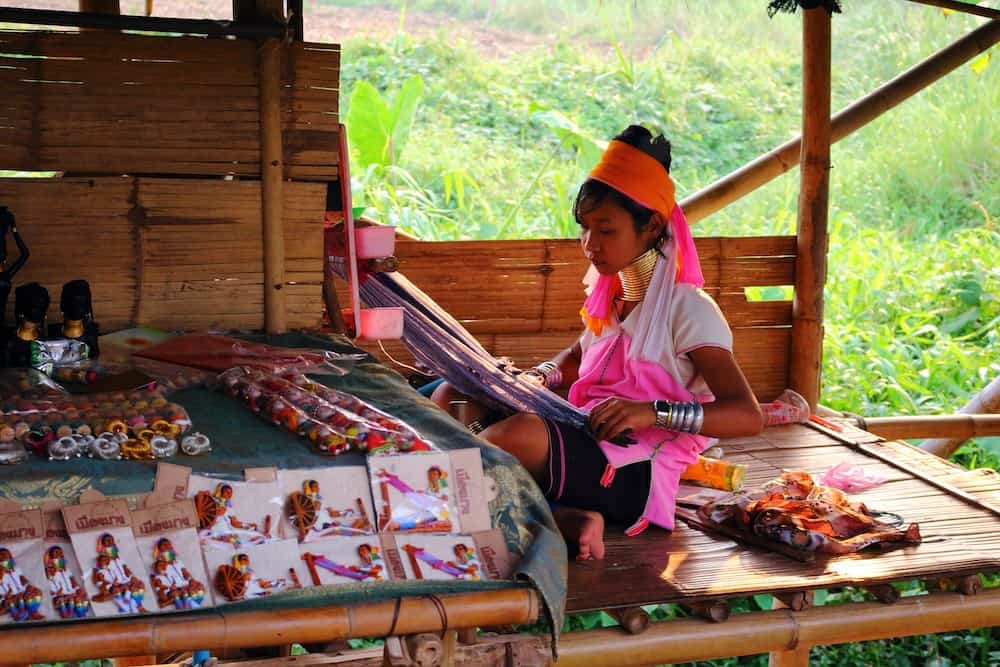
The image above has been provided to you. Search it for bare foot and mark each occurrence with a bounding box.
[553,507,606,561]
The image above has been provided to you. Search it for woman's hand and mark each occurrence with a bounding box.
[588,398,656,443]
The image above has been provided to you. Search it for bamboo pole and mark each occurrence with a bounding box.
[679,19,1000,224]
[554,588,1000,667]
[921,375,1000,457]
[904,0,1000,20]
[861,413,1000,442]
[258,38,287,333]
[769,590,813,667]
[789,8,832,410]
[0,590,538,664]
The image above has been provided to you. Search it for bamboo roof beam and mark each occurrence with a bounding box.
[905,0,1000,20]
[556,587,1000,667]
[680,18,1000,224]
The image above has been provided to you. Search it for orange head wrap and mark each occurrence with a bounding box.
[587,140,676,222]
[579,138,703,335]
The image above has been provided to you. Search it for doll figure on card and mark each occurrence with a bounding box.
[200,484,270,548]
[151,538,206,610]
[91,534,147,614]
[0,547,45,621]
[44,546,90,619]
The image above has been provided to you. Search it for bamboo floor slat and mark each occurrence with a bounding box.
[566,421,1000,613]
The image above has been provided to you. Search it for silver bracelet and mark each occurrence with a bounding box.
[684,402,696,432]
[532,361,563,389]
[690,402,705,434]
[655,400,704,434]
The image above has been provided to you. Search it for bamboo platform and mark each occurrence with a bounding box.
[567,418,1000,614]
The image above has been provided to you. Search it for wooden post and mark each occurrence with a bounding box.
[609,606,650,634]
[789,7,832,411]
[80,0,120,12]
[768,590,813,667]
[234,0,284,25]
[258,38,287,333]
[288,0,305,40]
[79,0,119,33]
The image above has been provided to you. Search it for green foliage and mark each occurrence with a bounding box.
[345,75,425,170]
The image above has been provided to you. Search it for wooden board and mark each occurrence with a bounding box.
[0,176,323,331]
[0,30,340,180]
[566,421,1000,613]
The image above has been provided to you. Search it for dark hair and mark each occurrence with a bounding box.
[573,125,673,241]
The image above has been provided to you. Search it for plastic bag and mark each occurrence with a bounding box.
[0,368,68,399]
[90,357,213,394]
[818,462,888,492]
[0,386,192,460]
[217,367,434,456]
[135,333,365,375]
[761,389,811,426]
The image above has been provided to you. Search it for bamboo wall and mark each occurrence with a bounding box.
[0,29,338,330]
[345,236,796,401]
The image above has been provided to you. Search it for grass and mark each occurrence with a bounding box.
[325,1,1000,664]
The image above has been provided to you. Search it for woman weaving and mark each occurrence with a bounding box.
[433,125,763,560]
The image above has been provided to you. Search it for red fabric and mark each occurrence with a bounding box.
[135,334,331,373]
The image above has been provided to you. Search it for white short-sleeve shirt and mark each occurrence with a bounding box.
[579,284,732,399]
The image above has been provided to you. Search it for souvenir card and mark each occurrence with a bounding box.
[446,448,492,533]
[277,468,375,542]
[188,474,282,552]
[62,499,151,617]
[132,499,213,612]
[204,538,307,605]
[0,508,54,624]
[42,509,92,620]
[297,535,387,586]
[368,451,459,533]
[381,530,514,583]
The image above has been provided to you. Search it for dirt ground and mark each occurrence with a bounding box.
[17,0,550,59]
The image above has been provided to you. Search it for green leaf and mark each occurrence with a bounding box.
[388,76,425,166]
[346,81,392,170]
[954,277,982,306]
[753,593,773,610]
[940,307,979,335]
[531,109,607,166]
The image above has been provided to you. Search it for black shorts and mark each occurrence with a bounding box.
[539,418,651,525]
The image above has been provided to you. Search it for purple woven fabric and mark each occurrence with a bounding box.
[331,259,588,430]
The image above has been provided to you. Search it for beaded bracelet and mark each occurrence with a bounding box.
[529,361,563,389]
